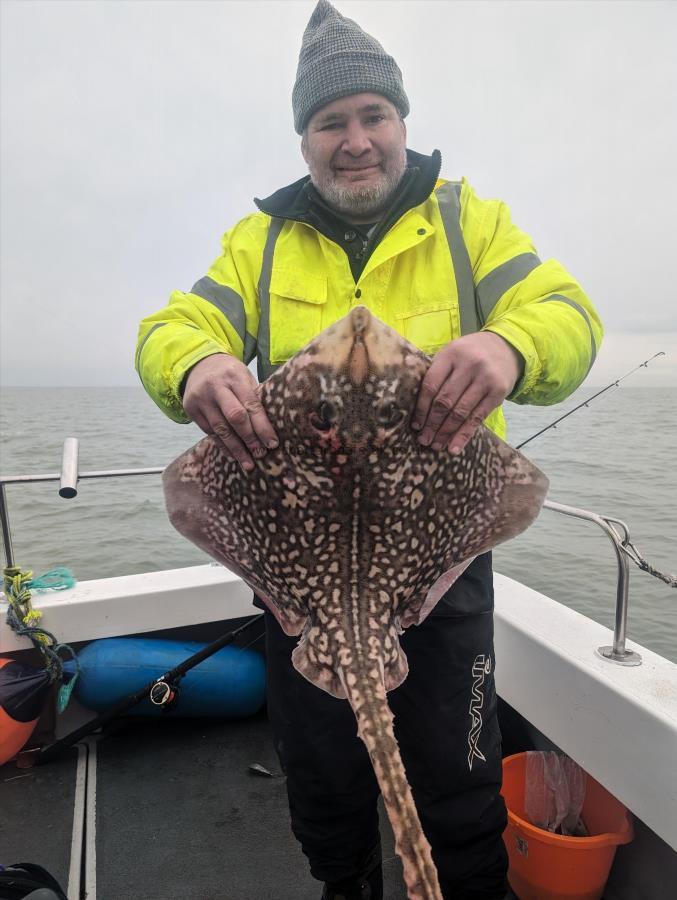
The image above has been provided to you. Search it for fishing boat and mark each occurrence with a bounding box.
[1,439,675,900]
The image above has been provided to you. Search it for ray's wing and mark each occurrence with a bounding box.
[399,427,549,628]
[163,435,311,636]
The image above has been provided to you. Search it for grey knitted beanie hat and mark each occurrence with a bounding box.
[292,0,409,134]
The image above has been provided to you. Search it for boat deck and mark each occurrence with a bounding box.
[3,568,677,898]
[1,711,409,899]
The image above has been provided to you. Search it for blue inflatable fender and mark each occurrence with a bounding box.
[63,637,266,718]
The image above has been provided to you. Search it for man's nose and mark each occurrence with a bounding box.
[341,121,371,156]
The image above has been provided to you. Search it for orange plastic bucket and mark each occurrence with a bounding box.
[501,753,633,900]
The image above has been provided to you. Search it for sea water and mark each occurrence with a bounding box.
[1,385,675,662]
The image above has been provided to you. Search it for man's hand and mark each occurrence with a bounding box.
[182,354,278,473]
[411,332,523,455]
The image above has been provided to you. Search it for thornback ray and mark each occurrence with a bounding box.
[163,307,549,900]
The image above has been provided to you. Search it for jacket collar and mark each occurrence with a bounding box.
[254,149,442,230]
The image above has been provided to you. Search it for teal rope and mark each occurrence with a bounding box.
[28,567,77,592]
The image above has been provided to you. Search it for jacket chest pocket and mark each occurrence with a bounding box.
[268,267,327,364]
[394,300,457,356]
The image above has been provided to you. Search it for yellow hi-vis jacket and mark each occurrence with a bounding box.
[136,178,603,440]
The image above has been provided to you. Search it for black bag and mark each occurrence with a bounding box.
[0,864,68,900]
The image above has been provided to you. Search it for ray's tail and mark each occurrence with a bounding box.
[339,663,443,900]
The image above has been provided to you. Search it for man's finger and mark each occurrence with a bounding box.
[242,391,279,450]
[190,409,212,436]
[429,381,488,450]
[200,391,257,472]
[446,394,499,455]
[411,354,456,430]
[226,372,278,450]
[207,412,255,472]
[417,369,470,446]
[212,384,267,460]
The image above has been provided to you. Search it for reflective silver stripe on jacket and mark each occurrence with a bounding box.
[476,252,541,325]
[435,181,480,335]
[257,217,285,381]
[539,294,598,372]
[190,276,256,362]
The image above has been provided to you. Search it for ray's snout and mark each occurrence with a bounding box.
[304,306,424,389]
[350,305,372,338]
[349,306,371,386]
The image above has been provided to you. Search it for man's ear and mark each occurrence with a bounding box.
[301,133,309,165]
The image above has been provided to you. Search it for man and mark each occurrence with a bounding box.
[136,2,602,898]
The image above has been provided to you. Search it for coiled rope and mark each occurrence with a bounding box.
[2,566,80,712]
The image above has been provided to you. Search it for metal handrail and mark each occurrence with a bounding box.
[0,439,642,665]
[541,501,641,666]
[0,467,164,486]
[0,438,164,569]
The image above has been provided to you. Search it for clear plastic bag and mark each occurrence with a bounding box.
[524,751,589,836]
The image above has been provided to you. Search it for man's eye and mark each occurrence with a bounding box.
[365,115,385,125]
[320,122,341,131]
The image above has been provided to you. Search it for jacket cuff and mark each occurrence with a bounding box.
[482,322,542,402]
[168,346,232,422]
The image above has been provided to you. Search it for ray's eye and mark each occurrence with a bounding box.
[311,400,336,432]
[378,402,403,429]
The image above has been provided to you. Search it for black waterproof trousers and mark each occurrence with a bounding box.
[264,553,509,900]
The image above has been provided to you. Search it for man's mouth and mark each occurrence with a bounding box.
[335,164,382,173]
[334,164,383,181]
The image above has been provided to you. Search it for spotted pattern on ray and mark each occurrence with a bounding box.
[163,307,549,900]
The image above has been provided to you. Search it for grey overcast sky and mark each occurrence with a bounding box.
[1,0,676,387]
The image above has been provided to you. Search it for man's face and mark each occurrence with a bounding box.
[302,93,407,223]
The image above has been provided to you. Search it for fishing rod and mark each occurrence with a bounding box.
[516,352,666,450]
[514,349,676,590]
[33,613,264,765]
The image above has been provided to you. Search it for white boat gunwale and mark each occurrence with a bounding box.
[2,562,676,853]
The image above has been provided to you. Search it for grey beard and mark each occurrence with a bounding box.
[319,178,395,218]
[311,157,407,220]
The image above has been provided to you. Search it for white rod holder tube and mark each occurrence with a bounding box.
[59,437,79,499]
